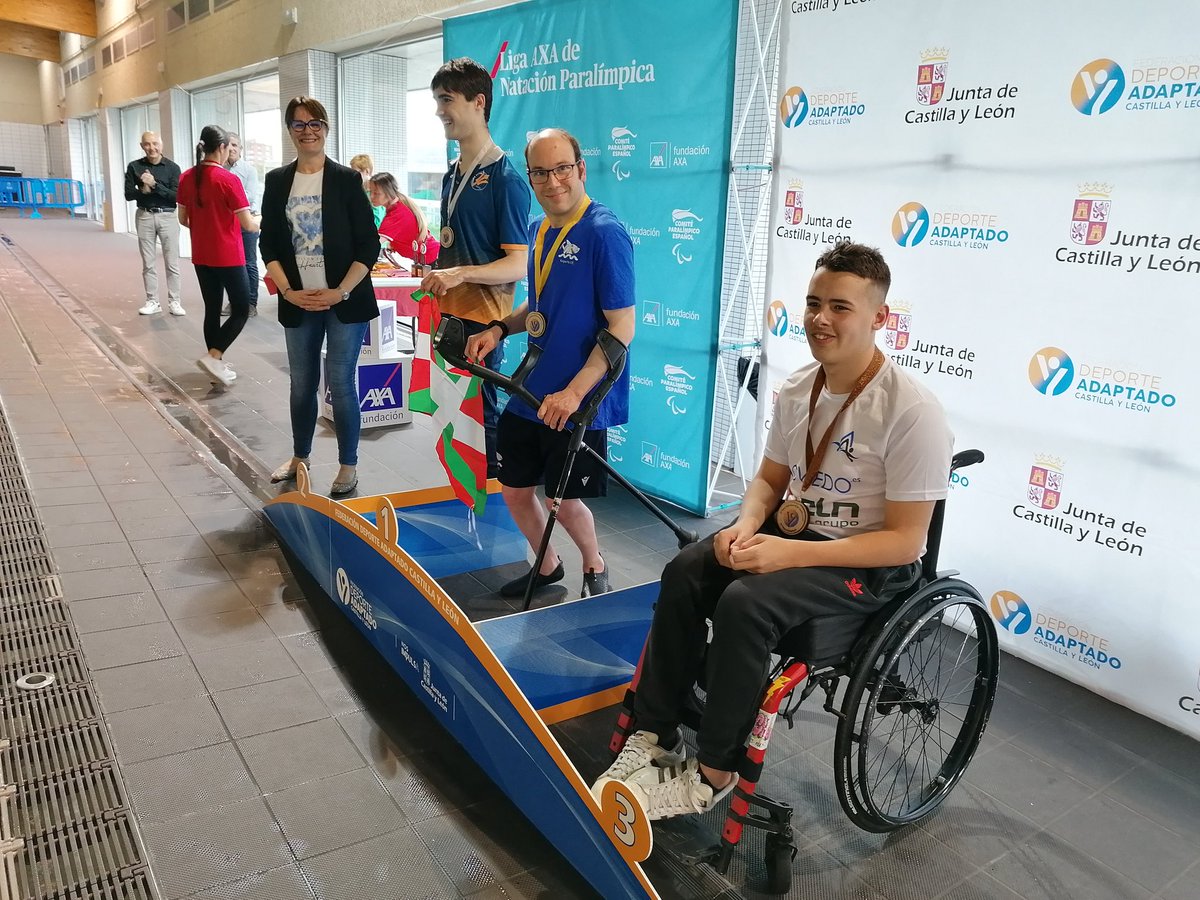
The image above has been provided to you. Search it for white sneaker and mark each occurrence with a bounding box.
[197,356,235,387]
[591,730,686,798]
[625,757,736,821]
[138,300,161,315]
[168,300,186,316]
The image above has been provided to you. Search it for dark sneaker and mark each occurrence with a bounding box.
[500,561,565,597]
[581,567,611,598]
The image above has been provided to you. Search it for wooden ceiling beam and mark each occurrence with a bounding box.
[0,20,61,62]
[0,0,96,38]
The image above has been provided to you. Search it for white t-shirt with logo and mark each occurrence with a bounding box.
[763,356,953,542]
[286,170,327,290]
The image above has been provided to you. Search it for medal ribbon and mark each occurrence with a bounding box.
[443,142,497,231]
[799,347,885,492]
[532,195,592,307]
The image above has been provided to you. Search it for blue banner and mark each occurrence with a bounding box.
[446,0,737,513]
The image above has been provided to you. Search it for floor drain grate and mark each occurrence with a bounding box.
[0,402,158,899]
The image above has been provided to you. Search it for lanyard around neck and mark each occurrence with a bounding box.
[799,348,884,492]
[532,196,591,303]
[445,142,495,225]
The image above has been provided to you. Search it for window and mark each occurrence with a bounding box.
[214,0,237,9]
[101,45,112,67]
[125,27,139,55]
[112,37,125,63]
[167,2,185,32]
[187,0,210,22]
[140,20,155,47]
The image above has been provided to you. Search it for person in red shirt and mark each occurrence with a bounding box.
[368,173,440,270]
[178,124,260,387]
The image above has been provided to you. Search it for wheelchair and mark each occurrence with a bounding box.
[607,449,998,893]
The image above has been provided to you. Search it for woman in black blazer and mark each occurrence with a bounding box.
[260,96,380,495]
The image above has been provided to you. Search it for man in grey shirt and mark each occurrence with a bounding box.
[224,133,261,316]
[124,131,183,316]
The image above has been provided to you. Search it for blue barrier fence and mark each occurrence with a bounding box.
[0,178,86,218]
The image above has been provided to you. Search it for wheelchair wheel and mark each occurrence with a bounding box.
[833,580,998,832]
[764,832,795,894]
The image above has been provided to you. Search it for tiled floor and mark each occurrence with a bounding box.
[1,212,1198,900]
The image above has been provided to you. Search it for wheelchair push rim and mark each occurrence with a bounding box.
[834,583,999,832]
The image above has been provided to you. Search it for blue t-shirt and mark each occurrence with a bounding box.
[509,201,635,430]
[437,153,531,323]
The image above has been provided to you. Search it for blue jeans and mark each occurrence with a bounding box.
[284,311,369,465]
[242,231,260,305]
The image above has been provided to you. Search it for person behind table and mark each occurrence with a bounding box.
[125,131,184,317]
[223,132,262,317]
[420,57,532,478]
[177,125,259,387]
[466,128,634,600]
[349,153,385,229]
[259,96,380,496]
[368,173,441,269]
[593,242,953,820]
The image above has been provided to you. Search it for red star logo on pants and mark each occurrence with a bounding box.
[844,577,864,598]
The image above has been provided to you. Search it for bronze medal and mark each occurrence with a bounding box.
[440,225,454,247]
[775,498,809,536]
[526,311,547,338]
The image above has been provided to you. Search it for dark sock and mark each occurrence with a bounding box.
[699,769,734,791]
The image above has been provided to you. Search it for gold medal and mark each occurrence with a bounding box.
[775,498,809,536]
[440,225,454,247]
[526,311,547,338]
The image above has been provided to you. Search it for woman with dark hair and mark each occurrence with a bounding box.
[368,173,440,268]
[259,97,380,496]
[177,124,259,386]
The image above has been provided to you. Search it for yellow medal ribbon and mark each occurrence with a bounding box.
[532,195,592,303]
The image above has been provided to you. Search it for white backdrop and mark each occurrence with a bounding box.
[762,0,1200,738]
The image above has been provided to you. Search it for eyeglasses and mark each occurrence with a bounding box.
[527,161,580,185]
[289,120,327,133]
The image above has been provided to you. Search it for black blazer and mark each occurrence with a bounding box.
[260,158,380,327]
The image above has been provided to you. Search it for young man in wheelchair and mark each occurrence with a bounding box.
[594,241,953,820]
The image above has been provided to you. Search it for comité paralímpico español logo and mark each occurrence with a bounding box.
[917,48,948,106]
[1071,183,1112,246]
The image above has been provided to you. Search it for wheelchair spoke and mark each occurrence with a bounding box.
[844,593,999,828]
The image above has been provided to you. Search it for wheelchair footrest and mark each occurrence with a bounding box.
[729,790,794,837]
